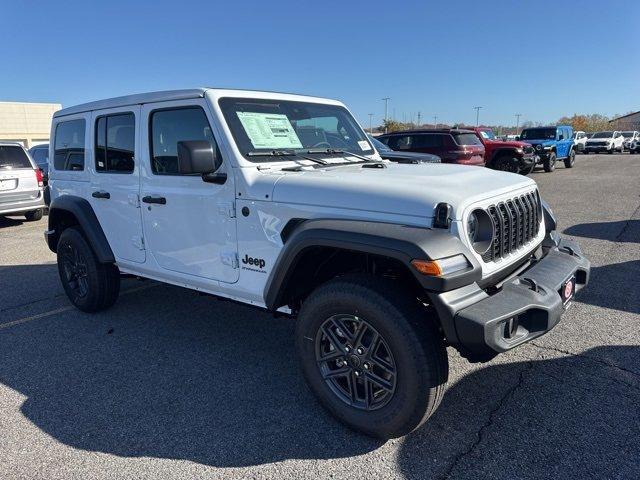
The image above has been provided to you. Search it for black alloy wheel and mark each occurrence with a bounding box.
[59,242,89,299]
[315,314,397,411]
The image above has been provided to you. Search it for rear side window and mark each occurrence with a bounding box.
[411,134,443,148]
[0,145,32,169]
[452,133,482,146]
[95,113,135,173]
[54,119,86,171]
[150,107,219,175]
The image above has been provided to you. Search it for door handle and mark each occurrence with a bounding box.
[92,190,110,199]
[142,195,166,205]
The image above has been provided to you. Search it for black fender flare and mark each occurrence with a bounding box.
[264,219,482,310]
[46,195,115,263]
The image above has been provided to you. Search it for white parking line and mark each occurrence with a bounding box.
[0,283,157,331]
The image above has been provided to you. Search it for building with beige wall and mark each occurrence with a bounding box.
[0,101,62,148]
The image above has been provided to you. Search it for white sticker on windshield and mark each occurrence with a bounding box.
[358,140,370,151]
[236,112,303,150]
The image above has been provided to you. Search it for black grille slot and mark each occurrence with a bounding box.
[480,190,541,263]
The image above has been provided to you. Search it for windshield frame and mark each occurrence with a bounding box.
[520,128,557,141]
[218,96,374,162]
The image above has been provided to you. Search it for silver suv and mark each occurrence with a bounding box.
[0,142,45,221]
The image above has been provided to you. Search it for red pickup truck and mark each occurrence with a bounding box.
[472,127,537,175]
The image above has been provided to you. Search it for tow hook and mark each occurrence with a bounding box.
[521,277,539,292]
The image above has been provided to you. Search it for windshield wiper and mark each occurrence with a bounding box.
[247,150,298,157]
[246,149,329,166]
[306,148,376,163]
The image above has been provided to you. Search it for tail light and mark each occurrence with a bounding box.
[35,168,44,187]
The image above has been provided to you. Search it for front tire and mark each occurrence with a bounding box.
[57,227,120,312]
[564,150,575,168]
[543,152,556,172]
[24,209,43,221]
[493,155,520,173]
[296,275,449,438]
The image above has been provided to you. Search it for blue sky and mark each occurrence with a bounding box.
[2,0,638,127]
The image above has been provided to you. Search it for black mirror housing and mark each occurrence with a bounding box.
[177,140,221,175]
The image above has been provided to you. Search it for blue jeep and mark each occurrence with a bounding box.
[518,125,575,172]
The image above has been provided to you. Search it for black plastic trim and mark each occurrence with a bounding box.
[264,219,482,310]
[46,195,115,263]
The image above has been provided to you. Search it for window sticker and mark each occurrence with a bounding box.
[236,112,303,149]
[357,140,370,151]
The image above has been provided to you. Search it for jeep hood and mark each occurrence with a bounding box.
[487,140,531,148]
[271,162,535,221]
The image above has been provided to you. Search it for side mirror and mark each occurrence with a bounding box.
[558,134,564,141]
[177,140,226,184]
[515,136,520,141]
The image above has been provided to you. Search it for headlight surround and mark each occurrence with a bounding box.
[467,209,494,254]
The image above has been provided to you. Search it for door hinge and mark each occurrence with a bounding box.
[221,252,239,269]
[128,193,140,208]
[218,201,236,218]
[132,236,145,250]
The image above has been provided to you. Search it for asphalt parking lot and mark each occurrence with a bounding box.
[1,153,639,480]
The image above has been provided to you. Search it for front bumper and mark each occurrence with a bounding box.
[431,235,590,360]
[584,144,611,151]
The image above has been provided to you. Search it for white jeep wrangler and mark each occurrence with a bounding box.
[45,88,590,438]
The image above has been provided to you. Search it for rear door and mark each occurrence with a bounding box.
[89,107,145,263]
[0,144,40,208]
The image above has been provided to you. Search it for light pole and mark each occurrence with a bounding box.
[417,111,422,126]
[382,97,390,132]
[368,113,374,133]
[474,106,483,127]
[433,115,438,129]
[515,113,522,135]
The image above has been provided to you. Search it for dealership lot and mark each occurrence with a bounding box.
[1,154,639,479]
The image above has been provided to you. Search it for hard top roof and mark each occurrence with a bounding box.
[54,88,342,118]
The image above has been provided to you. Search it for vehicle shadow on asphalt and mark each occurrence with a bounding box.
[0,216,24,229]
[0,267,638,476]
[396,345,640,479]
[564,220,640,243]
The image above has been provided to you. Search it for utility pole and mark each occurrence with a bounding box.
[433,115,438,129]
[368,113,373,133]
[515,113,522,135]
[382,97,390,133]
[417,111,422,126]
[474,106,483,127]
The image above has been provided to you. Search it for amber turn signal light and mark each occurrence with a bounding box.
[411,259,443,276]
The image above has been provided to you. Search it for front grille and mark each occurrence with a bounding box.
[481,190,542,263]
[589,141,607,146]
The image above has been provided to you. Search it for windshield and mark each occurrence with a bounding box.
[622,132,634,138]
[219,97,373,161]
[368,134,391,152]
[520,128,556,140]
[478,129,496,140]
[591,131,613,139]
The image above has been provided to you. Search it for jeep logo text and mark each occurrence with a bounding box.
[242,254,266,269]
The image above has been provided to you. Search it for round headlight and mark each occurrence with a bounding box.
[535,144,542,151]
[467,209,494,254]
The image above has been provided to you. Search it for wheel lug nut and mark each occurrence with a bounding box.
[356,347,364,355]
[354,371,360,377]
[364,363,370,370]
[345,346,351,353]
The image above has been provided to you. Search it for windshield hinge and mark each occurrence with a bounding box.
[132,235,145,250]
[221,252,239,269]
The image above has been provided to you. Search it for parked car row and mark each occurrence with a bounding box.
[0,142,45,220]
[375,124,575,175]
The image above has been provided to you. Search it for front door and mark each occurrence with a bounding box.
[89,107,145,263]
[139,100,238,283]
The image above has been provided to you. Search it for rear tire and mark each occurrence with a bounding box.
[24,209,43,221]
[543,152,556,172]
[564,150,575,168]
[296,275,449,438]
[57,227,120,312]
